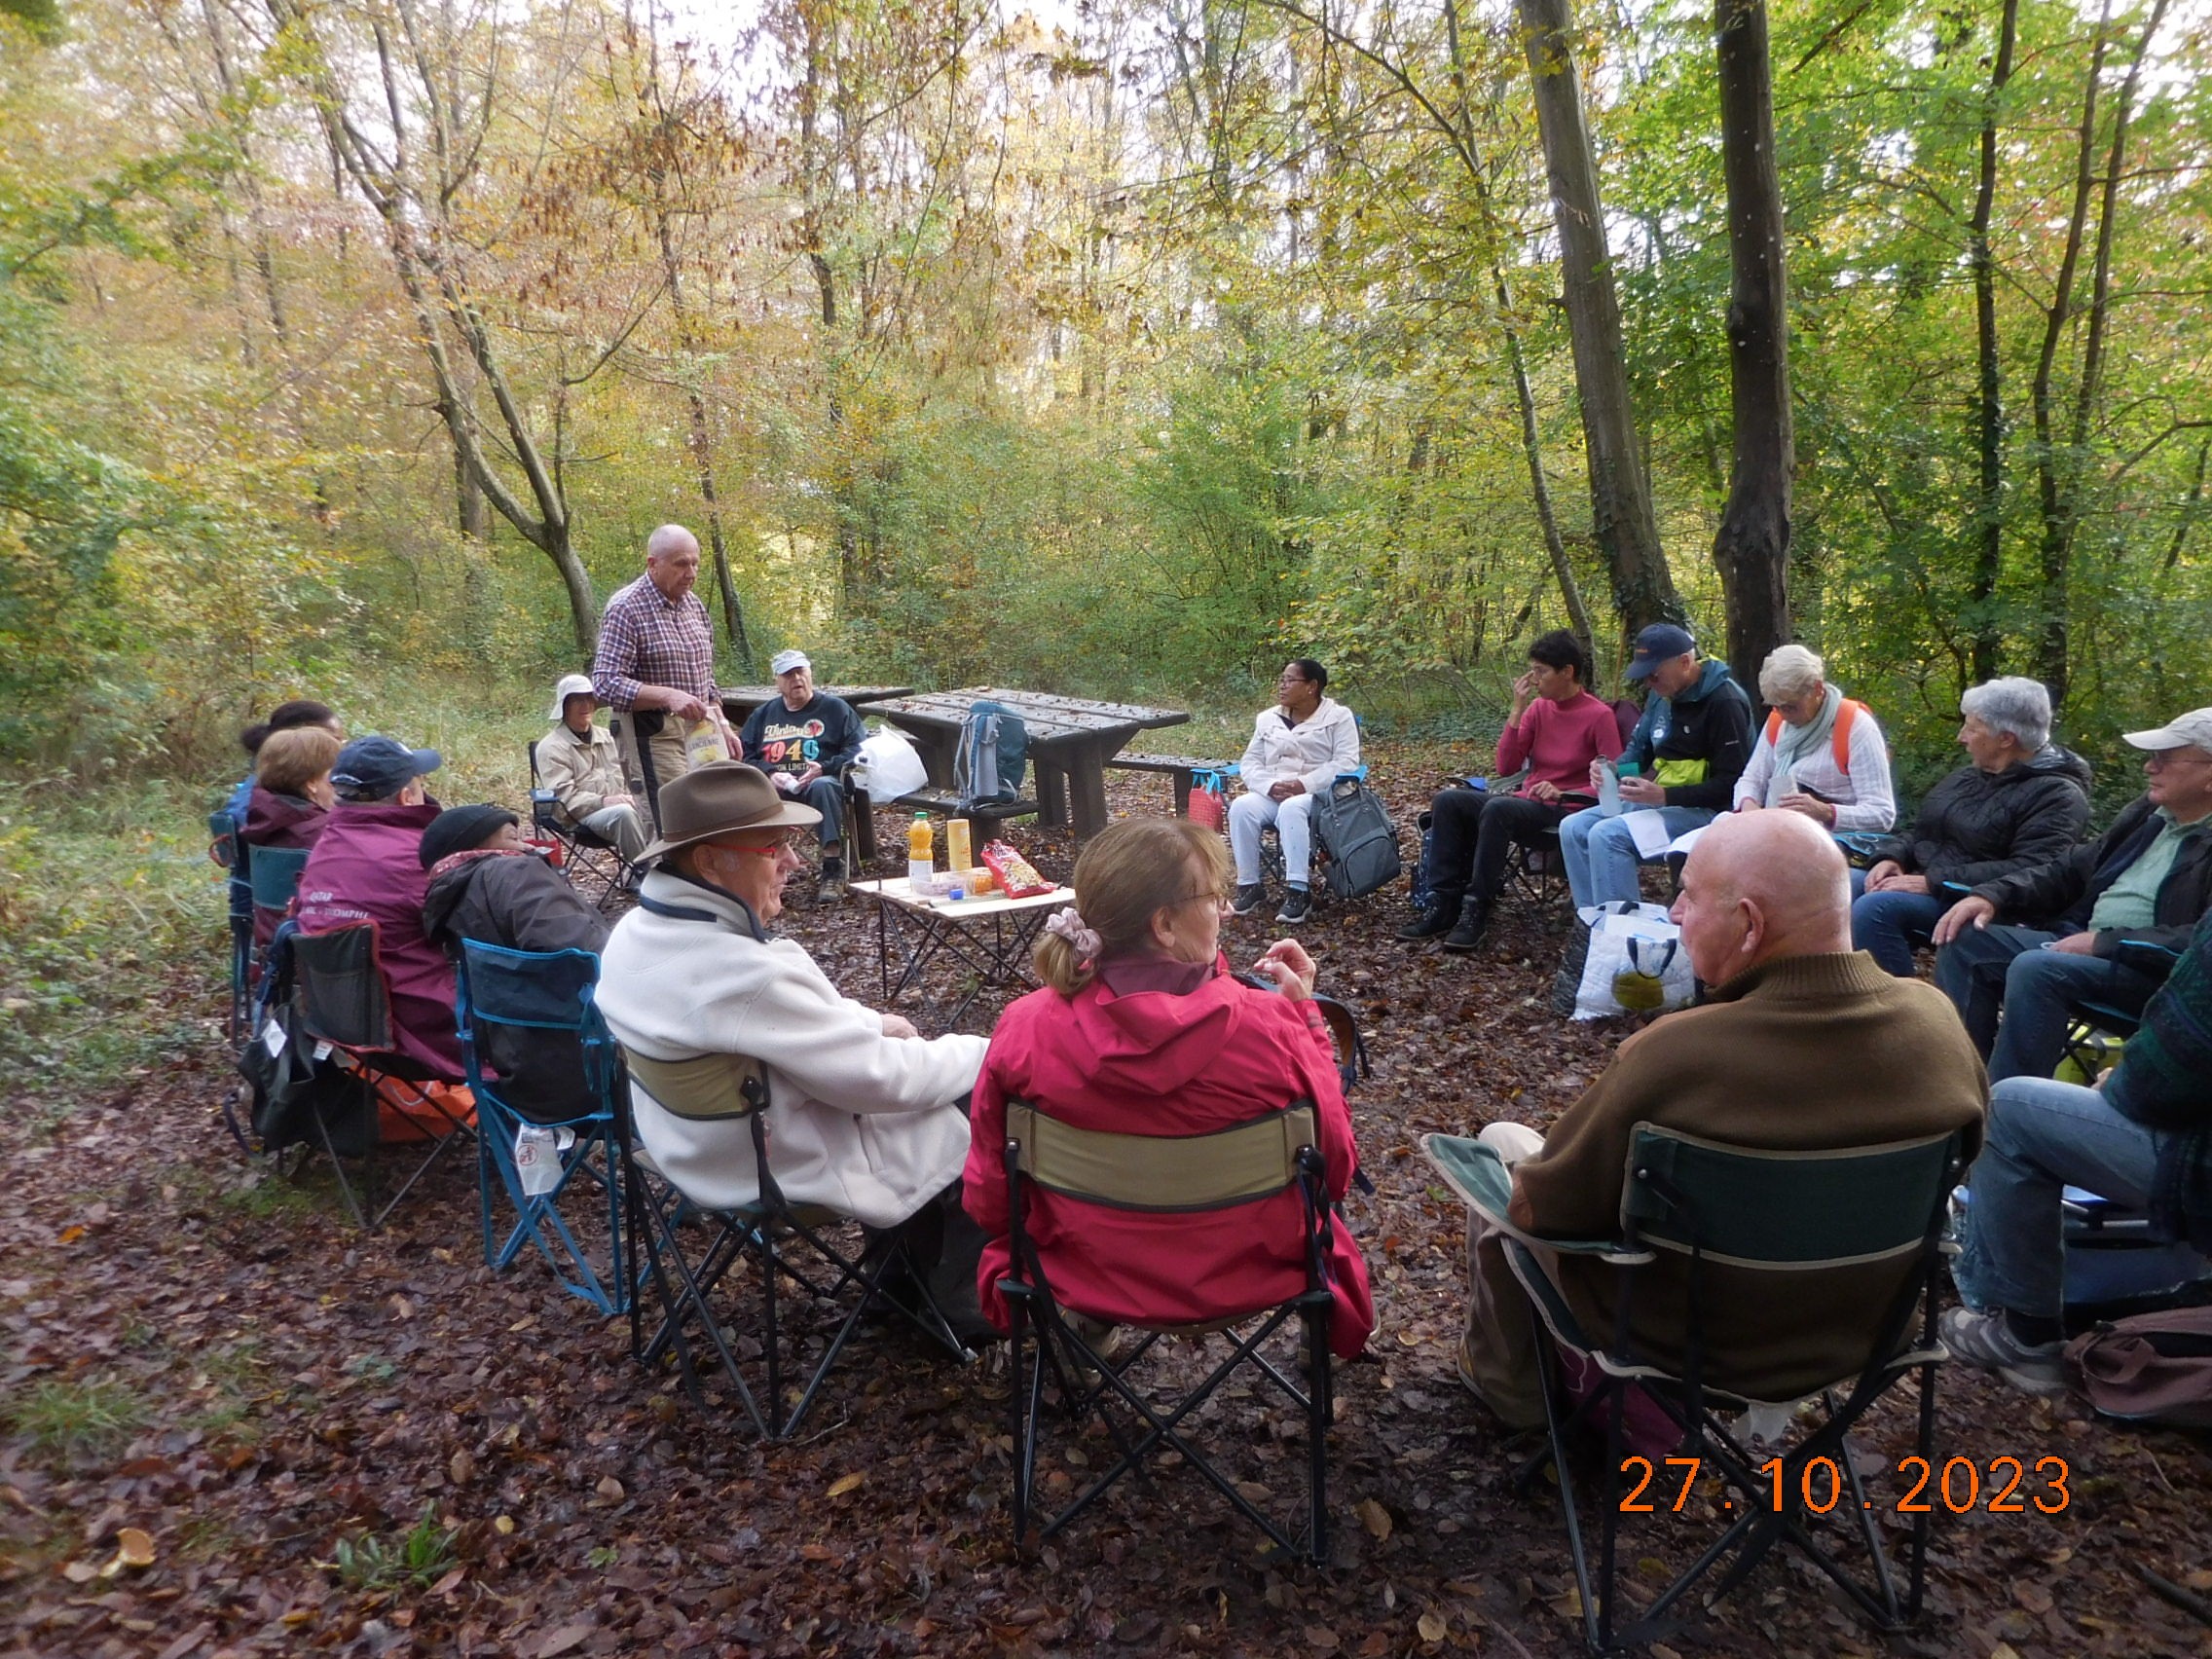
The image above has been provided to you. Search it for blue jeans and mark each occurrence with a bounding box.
[1558,805,1715,908]
[1954,1075,2162,1316]
[1850,889,1948,977]
[794,775,844,846]
[1934,924,2161,1082]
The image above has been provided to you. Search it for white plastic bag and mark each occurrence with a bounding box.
[1572,902,1696,1021]
[851,725,928,804]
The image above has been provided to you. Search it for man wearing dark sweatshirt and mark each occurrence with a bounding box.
[1559,624,1754,907]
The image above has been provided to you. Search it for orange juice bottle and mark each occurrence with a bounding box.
[906,813,935,887]
[946,817,973,878]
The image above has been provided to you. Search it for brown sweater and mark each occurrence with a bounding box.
[1510,951,1987,1401]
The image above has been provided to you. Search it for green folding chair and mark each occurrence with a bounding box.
[1423,1124,1967,1651]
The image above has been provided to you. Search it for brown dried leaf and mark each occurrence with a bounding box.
[827,1472,865,1498]
[594,1475,624,1504]
[1304,1628,1339,1650]
[1416,1611,1449,1644]
[1354,1497,1392,1541]
[449,1449,474,1486]
[115,1528,156,1568]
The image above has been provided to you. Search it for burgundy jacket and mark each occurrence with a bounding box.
[241,789,330,954]
[294,798,461,1079]
[965,958,1374,1356]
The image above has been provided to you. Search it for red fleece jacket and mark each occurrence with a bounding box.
[1494,689,1624,796]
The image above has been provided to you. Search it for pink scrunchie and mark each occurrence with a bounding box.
[1043,906,1102,963]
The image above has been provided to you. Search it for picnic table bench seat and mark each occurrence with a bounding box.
[1105,752,1235,815]
[847,789,1040,865]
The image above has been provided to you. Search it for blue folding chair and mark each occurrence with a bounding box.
[456,940,632,1316]
[210,804,253,1042]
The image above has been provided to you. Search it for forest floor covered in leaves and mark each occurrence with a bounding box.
[5,753,2210,1659]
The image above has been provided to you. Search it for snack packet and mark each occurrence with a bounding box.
[981,839,1053,898]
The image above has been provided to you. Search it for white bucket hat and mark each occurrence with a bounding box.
[547,672,596,721]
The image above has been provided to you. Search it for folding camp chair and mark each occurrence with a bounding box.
[457,940,632,1316]
[290,922,477,1231]
[248,845,310,959]
[527,741,633,911]
[999,1099,1340,1563]
[1257,764,1369,904]
[2056,998,2142,1086]
[1423,1124,1966,1650]
[618,1047,972,1440]
[211,806,252,1043]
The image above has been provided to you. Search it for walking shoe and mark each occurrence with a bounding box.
[1396,905,1456,941]
[1938,1306,2067,1396]
[1441,898,1493,953]
[1231,883,1270,916]
[817,856,847,903]
[1275,888,1313,925]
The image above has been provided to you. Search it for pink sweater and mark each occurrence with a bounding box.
[1495,690,1624,796]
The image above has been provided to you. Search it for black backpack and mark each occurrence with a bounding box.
[1313,777,1402,901]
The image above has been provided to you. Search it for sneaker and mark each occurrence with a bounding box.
[1230,883,1270,916]
[1396,906,1456,941]
[1938,1306,2066,1395]
[817,856,847,903]
[1275,888,1313,925]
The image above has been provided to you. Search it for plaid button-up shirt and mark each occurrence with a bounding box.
[591,574,720,710]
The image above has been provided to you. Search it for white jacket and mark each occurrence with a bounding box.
[1731,700,1897,832]
[1236,696,1361,799]
[597,871,985,1225]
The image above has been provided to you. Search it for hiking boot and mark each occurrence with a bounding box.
[1938,1306,2066,1396]
[1231,883,1270,917]
[1397,904,1457,941]
[1275,888,1313,925]
[1441,897,1493,953]
[817,855,847,903]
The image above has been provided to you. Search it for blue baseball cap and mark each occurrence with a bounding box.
[1624,623,1698,682]
[331,734,442,800]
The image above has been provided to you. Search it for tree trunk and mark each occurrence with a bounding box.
[1709,0,1793,692]
[1967,0,2019,683]
[1514,0,1682,642]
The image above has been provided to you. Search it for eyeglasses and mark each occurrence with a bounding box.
[1277,674,1309,686]
[1167,890,1232,910]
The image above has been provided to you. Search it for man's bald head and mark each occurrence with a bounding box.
[1670,810,1852,985]
[645,524,701,601]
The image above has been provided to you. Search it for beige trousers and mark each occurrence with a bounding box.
[1459,1121,1555,1430]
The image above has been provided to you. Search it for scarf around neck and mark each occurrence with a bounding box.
[1767,683,1844,805]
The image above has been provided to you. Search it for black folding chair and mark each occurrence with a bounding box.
[527,741,633,911]
[458,940,632,1316]
[289,921,476,1231]
[618,1047,972,1439]
[999,1098,1340,1563]
[1423,1124,1966,1650]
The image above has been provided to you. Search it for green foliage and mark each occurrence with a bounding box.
[5,1376,150,1464]
[329,1504,459,1593]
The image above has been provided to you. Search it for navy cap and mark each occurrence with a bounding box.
[420,803,519,868]
[1624,624,1697,682]
[331,734,443,800]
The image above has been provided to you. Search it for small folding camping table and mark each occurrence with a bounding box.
[856,875,1075,1032]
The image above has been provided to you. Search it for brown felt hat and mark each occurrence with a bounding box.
[637,761,822,865]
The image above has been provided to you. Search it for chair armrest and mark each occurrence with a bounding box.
[1419,1133,1646,1261]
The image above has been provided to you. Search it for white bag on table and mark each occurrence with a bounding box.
[851,725,929,803]
[1572,901,1695,1020]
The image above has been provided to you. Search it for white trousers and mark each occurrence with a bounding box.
[1229,790,1317,888]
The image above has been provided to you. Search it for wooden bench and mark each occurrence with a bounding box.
[848,789,1040,865]
[1105,753,1234,816]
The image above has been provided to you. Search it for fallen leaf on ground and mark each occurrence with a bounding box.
[827,1472,865,1498]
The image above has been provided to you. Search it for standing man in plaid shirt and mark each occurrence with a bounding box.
[591,524,732,828]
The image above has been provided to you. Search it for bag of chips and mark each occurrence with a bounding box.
[981,839,1053,898]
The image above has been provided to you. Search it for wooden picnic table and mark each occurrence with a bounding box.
[719,683,914,722]
[869,686,1190,838]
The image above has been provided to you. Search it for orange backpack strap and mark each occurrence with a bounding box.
[1766,699,1864,771]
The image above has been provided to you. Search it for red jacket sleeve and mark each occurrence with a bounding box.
[1495,702,1539,777]
[962,1029,1016,1244]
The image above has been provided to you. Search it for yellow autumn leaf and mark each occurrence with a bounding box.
[827,1471,865,1497]
[1416,1611,1448,1643]
[116,1528,156,1568]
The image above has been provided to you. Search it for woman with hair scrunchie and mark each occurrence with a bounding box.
[962,817,1374,1356]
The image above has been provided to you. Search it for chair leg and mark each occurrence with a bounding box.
[1306,1299,1331,1566]
[1530,1334,1605,1653]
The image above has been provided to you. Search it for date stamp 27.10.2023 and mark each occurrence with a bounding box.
[1619,1455,2071,1516]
